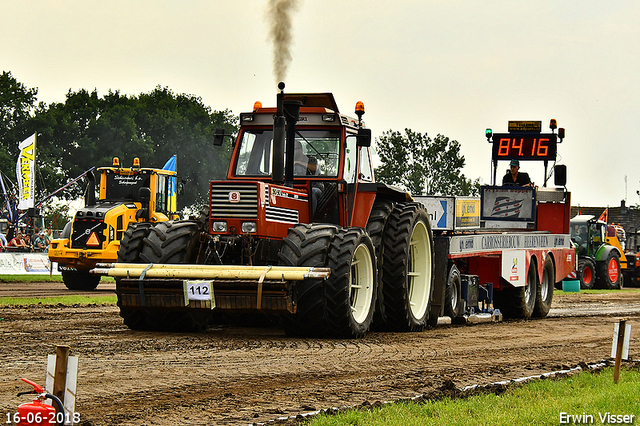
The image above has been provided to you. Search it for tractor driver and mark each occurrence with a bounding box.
[293,140,317,176]
[293,140,322,217]
[502,159,533,187]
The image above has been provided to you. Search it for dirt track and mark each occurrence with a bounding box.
[1,283,639,426]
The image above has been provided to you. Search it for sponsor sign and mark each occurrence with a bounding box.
[502,250,526,287]
[481,186,536,222]
[508,121,542,132]
[16,134,36,210]
[414,196,454,231]
[449,233,571,255]
[456,197,480,228]
[0,252,60,275]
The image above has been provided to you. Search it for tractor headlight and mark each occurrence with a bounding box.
[212,221,228,232]
[241,222,257,234]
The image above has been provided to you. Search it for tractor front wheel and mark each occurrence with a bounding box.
[278,224,338,337]
[116,222,154,330]
[126,220,209,332]
[62,270,100,291]
[578,258,596,289]
[324,228,377,338]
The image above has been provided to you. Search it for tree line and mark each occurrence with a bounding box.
[1,71,478,227]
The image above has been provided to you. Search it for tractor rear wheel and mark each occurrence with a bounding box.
[128,220,209,331]
[598,252,622,289]
[578,258,596,289]
[380,202,434,332]
[62,270,100,291]
[365,200,395,330]
[533,255,554,318]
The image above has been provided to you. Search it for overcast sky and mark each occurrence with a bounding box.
[2,1,639,208]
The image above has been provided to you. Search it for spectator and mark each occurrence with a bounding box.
[23,234,34,252]
[33,232,48,252]
[0,231,7,251]
[8,232,28,250]
[6,221,15,241]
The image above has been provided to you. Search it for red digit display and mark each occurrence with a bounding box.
[491,133,557,161]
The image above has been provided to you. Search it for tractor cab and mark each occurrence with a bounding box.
[570,215,605,256]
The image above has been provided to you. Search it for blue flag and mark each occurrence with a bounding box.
[163,155,177,211]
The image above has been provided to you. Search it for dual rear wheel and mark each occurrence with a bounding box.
[280,202,435,337]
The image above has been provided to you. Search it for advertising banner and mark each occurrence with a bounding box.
[481,186,536,222]
[16,133,36,210]
[0,252,60,275]
[455,197,480,228]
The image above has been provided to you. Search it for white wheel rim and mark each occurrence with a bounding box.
[450,278,459,311]
[350,242,375,324]
[408,220,432,319]
[541,266,550,301]
[525,266,535,305]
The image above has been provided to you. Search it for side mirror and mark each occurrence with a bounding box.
[554,164,567,187]
[177,180,185,196]
[356,128,372,147]
[213,128,226,146]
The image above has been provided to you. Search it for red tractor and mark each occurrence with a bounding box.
[107,83,434,338]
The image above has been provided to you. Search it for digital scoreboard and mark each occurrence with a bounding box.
[490,133,557,161]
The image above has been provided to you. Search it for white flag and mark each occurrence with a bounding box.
[16,133,36,210]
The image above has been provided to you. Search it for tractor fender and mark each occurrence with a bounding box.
[594,244,621,263]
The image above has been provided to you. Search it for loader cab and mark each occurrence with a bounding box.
[97,157,178,217]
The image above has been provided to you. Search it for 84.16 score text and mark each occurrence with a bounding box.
[491,133,557,161]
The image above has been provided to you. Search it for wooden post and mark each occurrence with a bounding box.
[53,345,70,402]
[613,319,626,384]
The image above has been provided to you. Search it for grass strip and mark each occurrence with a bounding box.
[0,274,63,283]
[554,288,640,295]
[305,366,640,426]
[0,275,115,283]
[0,295,117,306]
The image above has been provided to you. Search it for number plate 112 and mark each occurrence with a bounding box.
[183,280,215,308]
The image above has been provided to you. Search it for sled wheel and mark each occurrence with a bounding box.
[444,264,463,319]
[533,255,555,318]
[495,260,538,319]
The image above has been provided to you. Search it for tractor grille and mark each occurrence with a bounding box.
[71,218,106,249]
[211,183,258,219]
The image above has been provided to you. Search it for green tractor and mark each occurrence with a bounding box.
[570,215,623,289]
